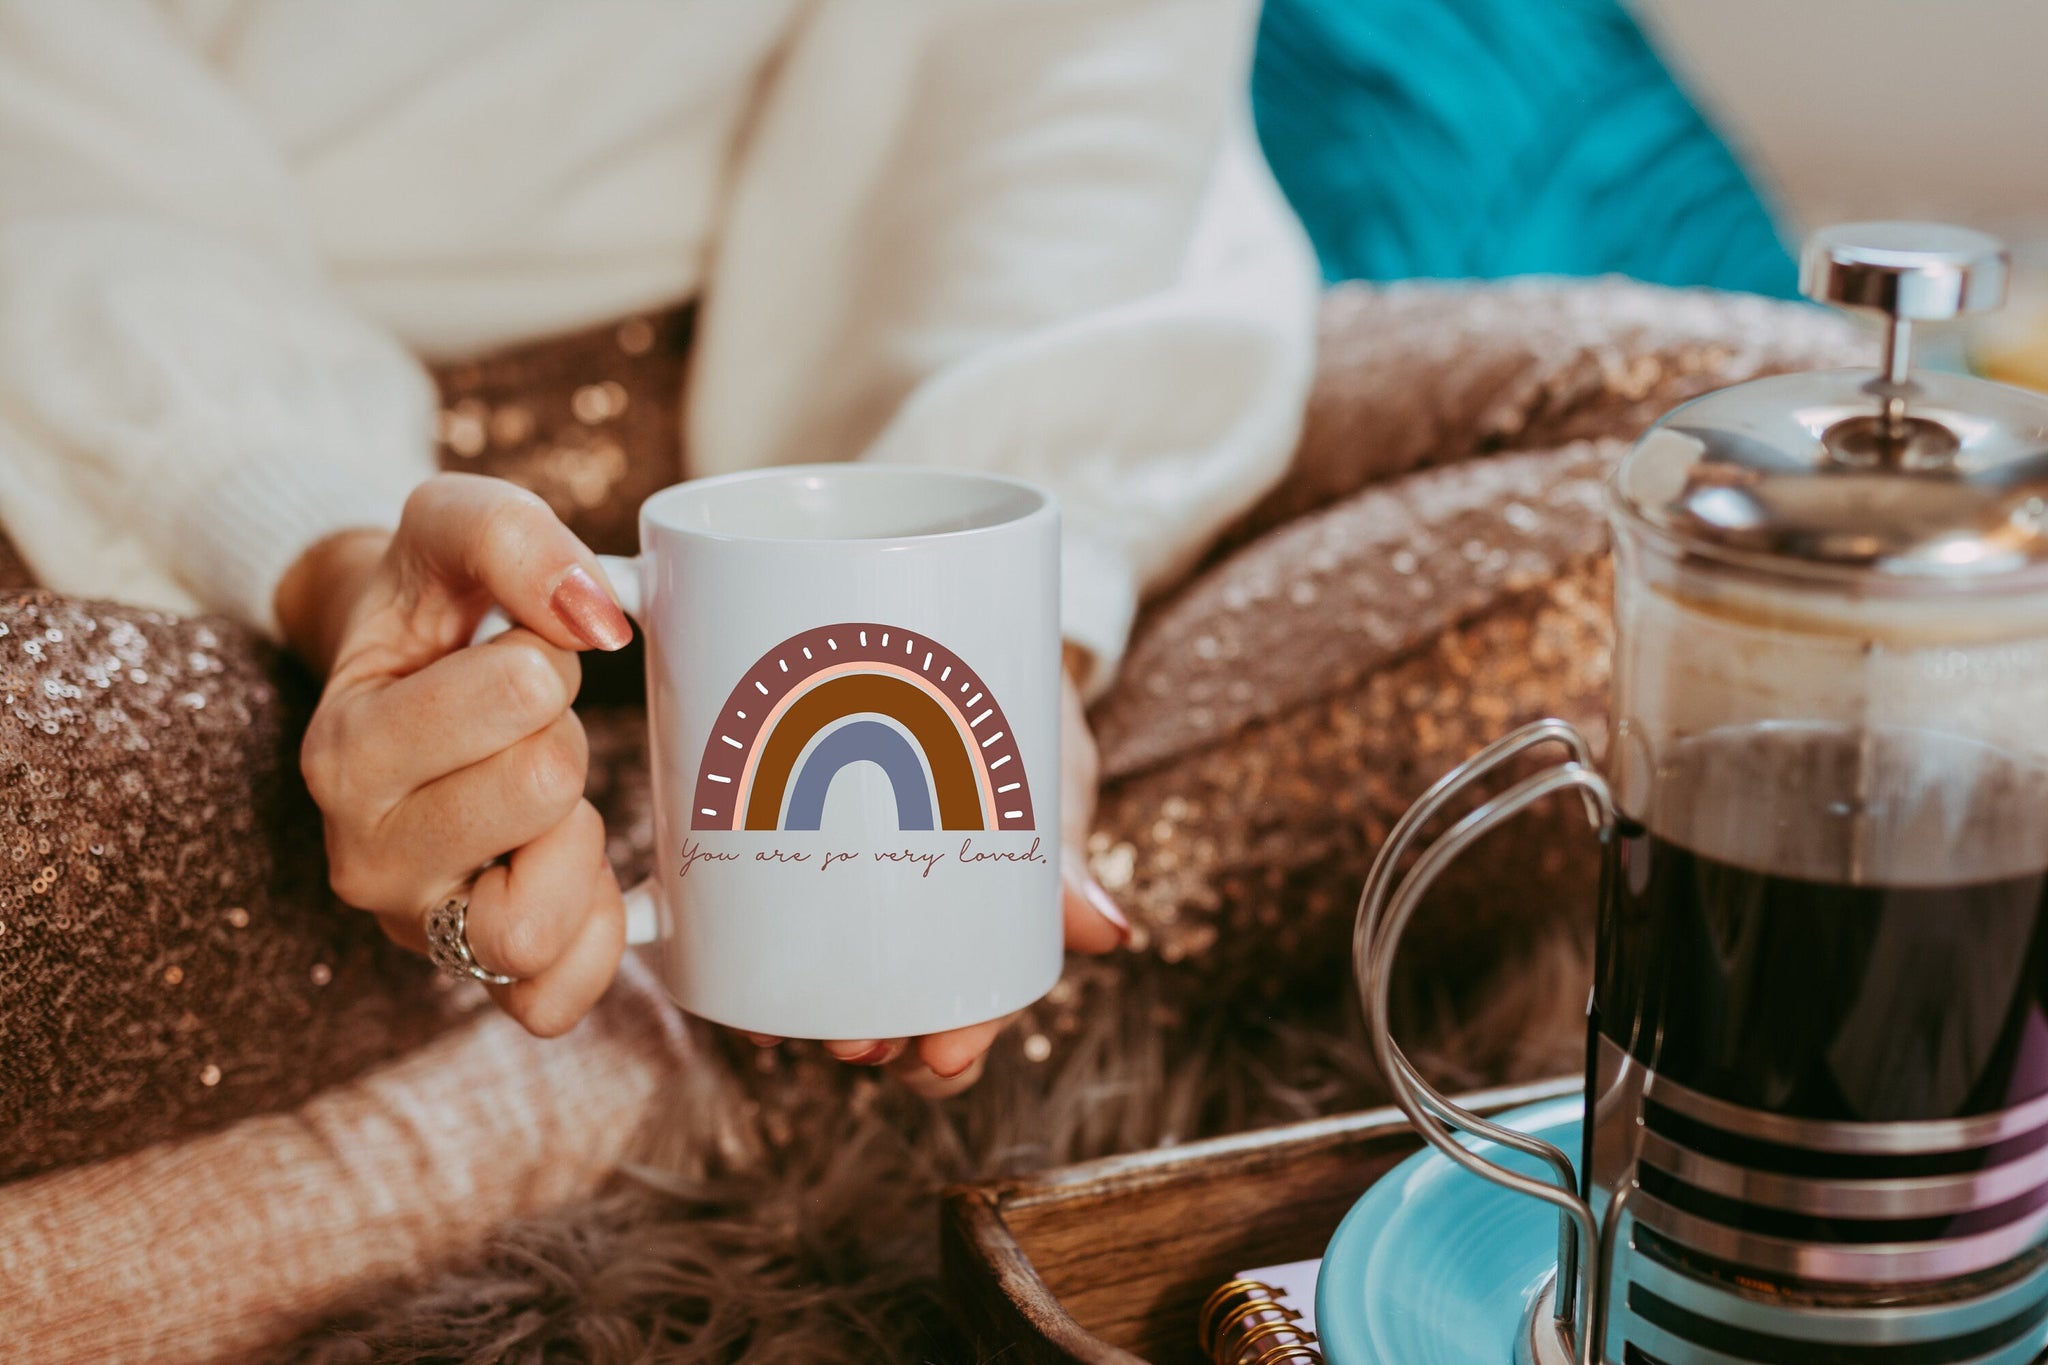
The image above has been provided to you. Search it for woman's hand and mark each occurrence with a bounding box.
[277,474,634,1037]
[810,649,1131,1097]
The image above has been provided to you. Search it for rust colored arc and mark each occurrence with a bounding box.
[743,674,985,831]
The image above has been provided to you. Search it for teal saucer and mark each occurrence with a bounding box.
[1316,1096,1584,1365]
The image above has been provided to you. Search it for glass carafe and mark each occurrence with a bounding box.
[1360,223,2048,1365]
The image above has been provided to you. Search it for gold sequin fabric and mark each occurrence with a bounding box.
[1089,445,1618,1002]
[1219,278,1872,551]
[1049,281,1870,1042]
[431,308,694,561]
[0,593,453,1181]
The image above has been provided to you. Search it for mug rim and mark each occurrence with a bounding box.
[639,463,1054,547]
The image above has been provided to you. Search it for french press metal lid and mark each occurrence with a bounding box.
[1615,222,2048,586]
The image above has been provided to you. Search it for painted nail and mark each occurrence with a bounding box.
[550,566,631,651]
[826,1039,885,1064]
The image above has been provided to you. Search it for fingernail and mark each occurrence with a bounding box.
[1089,884,1133,942]
[932,1053,986,1083]
[1069,857,1131,942]
[826,1039,886,1064]
[745,1032,781,1048]
[551,566,631,651]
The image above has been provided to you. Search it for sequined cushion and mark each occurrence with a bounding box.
[1086,444,1617,1013]
[0,593,455,1181]
[1061,280,1871,1033]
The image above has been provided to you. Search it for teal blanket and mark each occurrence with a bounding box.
[1251,0,1798,296]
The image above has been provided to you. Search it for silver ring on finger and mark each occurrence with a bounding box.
[424,893,517,986]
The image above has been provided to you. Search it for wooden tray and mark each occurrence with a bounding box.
[942,1075,1579,1364]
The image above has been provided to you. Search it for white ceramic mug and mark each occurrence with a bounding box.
[579,464,1063,1039]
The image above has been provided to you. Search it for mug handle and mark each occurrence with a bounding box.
[472,555,659,947]
[1354,719,1615,1365]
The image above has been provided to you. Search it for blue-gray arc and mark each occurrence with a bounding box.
[779,720,936,831]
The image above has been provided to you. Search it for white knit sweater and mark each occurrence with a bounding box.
[0,0,1318,689]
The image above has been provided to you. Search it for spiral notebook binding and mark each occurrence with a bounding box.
[1198,1276,1324,1363]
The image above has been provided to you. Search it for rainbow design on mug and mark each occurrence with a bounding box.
[689,623,1035,832]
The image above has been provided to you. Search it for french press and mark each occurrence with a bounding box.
[1360,223,2048,1365]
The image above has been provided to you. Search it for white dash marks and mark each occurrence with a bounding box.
[939,666,951,681]
[778,658,788,672]
[965,692,983,708]
[971,709,993,727]
[980,731,1005,748]
[990,755,1011,769]
[708,774,733,784]
[860,631,868,646]
[700,808,718,818]
[827,638,838,650]
[997,782,1020,794]
[721,735,744,749]
[754,680,769,695]
[802,647,813,660]
[1003,810,1023,821]
[922,652,933,671]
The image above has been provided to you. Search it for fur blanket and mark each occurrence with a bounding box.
[267,280,1866,1364]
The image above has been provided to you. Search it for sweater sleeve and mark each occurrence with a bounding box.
[686,0,1319,696]
[0,1,434,632]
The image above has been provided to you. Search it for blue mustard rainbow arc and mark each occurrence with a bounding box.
[689,623,1035,833]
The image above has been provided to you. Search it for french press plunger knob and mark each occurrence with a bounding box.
[1799,221,2010,385]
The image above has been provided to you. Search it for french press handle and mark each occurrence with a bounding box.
[1354,720,1617,1365]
